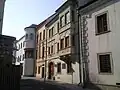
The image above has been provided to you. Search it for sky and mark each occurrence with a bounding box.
[2,0,65,40]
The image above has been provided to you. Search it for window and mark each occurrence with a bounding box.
[65,36,69,47]
[38,66,40,74]
[23,54,25,60]
[57,63,61,73]
[48,47,50,55]
[36,50,38,59]
[39,46,41,59]
[65,11,70,24]
[25,34,28,39]
[57,43,59,52]
[30,33,33,40]
[42,47,44,58]
[60,15,64,27]
[57,22,59,33]
[17,56,20,62]
[21,43,22,48]
[72,35,75,46]
[49,27,54,38]
[96,13,108,34]
[51,45,53,54]
[23,41,25,47]
[36,34,38,44]
[25,50,34,58]
[67,60,72,73]
[72,10,74,22]
[20,55,21,61]
[43,30,45,40]
[60,39,64,49]
[39,32,42,41]
[98,53,112,73]
[19,44,20,49]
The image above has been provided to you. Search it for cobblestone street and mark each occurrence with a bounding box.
[20,77,85,90]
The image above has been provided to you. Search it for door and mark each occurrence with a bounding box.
[42,67,44,78]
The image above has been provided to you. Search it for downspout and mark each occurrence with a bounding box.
[77,10,84,87]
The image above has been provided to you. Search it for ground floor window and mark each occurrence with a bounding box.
[57,63,61,73]
[38,66,40,74]
[98,53,112,73]
[67,60,72,73]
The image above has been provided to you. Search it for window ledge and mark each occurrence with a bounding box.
[99,72,113,75]
[59,46,71,51]
[95,30,111,36]
[59,22,71,30]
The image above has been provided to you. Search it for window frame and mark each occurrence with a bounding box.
[30,33,33,40]
[57,62,61,74]
[97,52,113,75]
[95,11,110,35]
[65,11,70,24]
[65,36,69,48]
[60,15,64,28]
[43,30,45,40]
[60,38,64,50]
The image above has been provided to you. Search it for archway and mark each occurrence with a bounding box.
[48,62,54,79]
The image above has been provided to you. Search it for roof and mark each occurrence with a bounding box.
[16,35,25,43]
[45,13,58,27]
[24,24,37,29]
[36,13,56,30]
[78,0,99,10]
[55,0,71,13]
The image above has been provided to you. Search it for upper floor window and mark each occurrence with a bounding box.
[57,22,59,33]
[43,30,45,40]
[60,15,64,27]
[49,27,54,38]
[39,46,41,59]
[65,11,70,24]
[36,34,38,43]
[19,44,20,49]
[20,55,21,61]
[48,47,50,55]
[39,32,42,41]
[96,12,108,35]
[21,43,22,48]
[71,10,75,22]
[60,39,64,50]
[25,34,28,39]
[23,41,25,47]
[30,33,33,40]
[65,36,69,47]
[42,47,45,58]
[51,45,53,54]
[57,43,59,52]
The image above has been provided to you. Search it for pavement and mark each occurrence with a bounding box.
[20,77,92,90]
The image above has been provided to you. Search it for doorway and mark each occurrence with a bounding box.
[48,62,54,79]
[42,67,44,78]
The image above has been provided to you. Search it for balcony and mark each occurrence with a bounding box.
[58,46,74,56]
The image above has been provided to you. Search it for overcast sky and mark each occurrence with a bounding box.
[2,0,65,39]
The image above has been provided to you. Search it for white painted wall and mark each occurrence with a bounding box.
[83,0,120,85]
[24,27,36,49]
[15,36,25,65]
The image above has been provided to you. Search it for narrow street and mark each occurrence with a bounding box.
[20,77,84,90]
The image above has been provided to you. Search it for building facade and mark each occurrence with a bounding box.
[14,35,25,75]
[77,0,120,89]
[36,0,80,84]
[0,0,6,34]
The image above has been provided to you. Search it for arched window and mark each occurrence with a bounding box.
[30,33,33,40]
[26,34,28,39]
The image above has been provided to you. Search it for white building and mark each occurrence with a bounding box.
[78,0,120,89]
[15,24,37,76]
[24,24,37,76]
[0,0,6,34]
